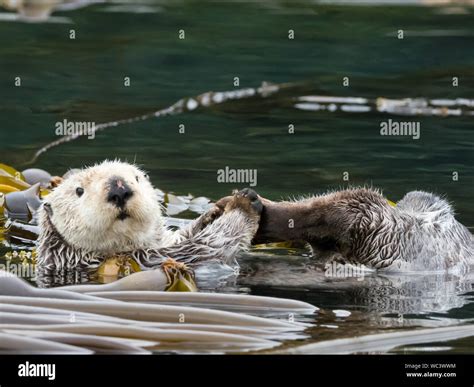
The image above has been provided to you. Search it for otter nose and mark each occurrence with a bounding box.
[107,178,133,208]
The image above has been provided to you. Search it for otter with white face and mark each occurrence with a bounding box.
[37,160,262,272]
[43,161,166,254]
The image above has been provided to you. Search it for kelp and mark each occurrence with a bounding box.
[86,291,318,314]
[0,303,306,340]
[4,250,37,266]
[26,82,474,165]
[21,168,53,188]
[95,257,198,292]
[0,184,20,194]
[0,273,311,328]
[2,220,39,246]
[0,175,30,191]
[96,255,142,281]
[0,273,313,353]
[3,183,42,222]
[2,330,151,354]
[0,295,305,328]
[279,325,474,354]
[0,163,25,181]
[161,258,197,292]
[0,163,51,228]
[163,192,213,216]
[0,332,93,354]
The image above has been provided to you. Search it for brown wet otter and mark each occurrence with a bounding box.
[251,188,473,273]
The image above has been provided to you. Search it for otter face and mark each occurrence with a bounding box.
[42,161,163,253]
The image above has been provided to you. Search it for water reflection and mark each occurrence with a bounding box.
[238,252,473,318]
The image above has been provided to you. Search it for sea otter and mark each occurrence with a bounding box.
[37,160,262,273]
[252,188,473,273]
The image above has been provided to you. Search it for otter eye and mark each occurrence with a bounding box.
[76,187,84,197]
[136,176,140,182]
[143,173,149,180]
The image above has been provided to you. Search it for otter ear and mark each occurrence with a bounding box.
[43,202,53,217]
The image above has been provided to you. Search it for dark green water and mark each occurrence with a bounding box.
[0,0,473,353]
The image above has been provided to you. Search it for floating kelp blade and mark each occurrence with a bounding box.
[86,291,317,314]
[96,256,142,280]
[0,296,301,328]
[0,304,307,340]
[279,325,474,354]
[27,81,474,164]
[4,183,42,222]
[295,95,474,116]
[60,265,197,293]
[0,315,281,353]
[166,272,197,292]
[0,332,93,354]
[58,269,170,292]
[0,322,278,351]
[3,219,40,243]
[21,168,52,188]
[26,82,285,164]
[0,175,30,191]
[0,184,20,194]
[0,164,25,181]
[162,258,197,292]
[0,273,313,353]
[0,272,104,301]
[2,330,151,354]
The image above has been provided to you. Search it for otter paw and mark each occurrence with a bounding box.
[200,205,225,228]
[225,188,263,216]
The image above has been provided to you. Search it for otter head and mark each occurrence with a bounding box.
[41,160,163,254]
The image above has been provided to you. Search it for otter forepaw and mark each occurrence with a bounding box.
[225,188,263,217]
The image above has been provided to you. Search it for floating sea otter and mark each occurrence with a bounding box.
[36,161,473,279]
[37,161,262,277]
[252,188,473,273]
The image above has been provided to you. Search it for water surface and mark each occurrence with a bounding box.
[0,0,473,353]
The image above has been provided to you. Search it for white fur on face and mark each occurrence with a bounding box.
[44,161,163,253]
